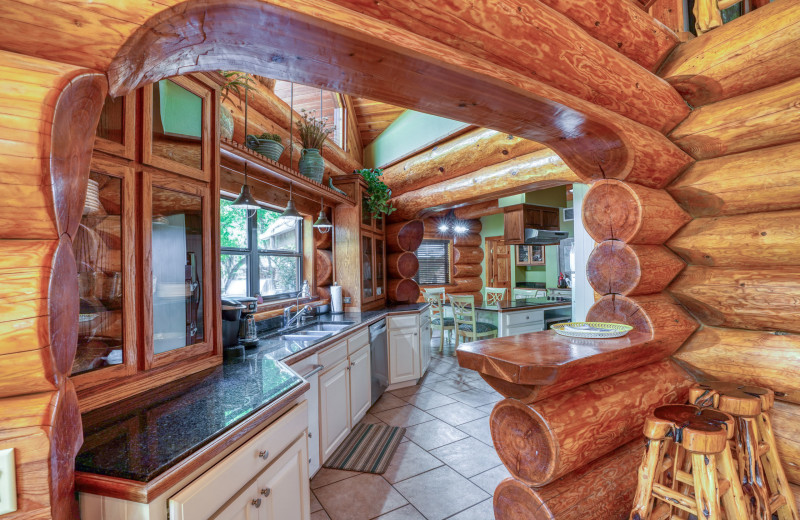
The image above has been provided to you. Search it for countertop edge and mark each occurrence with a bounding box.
[75,381,311,504]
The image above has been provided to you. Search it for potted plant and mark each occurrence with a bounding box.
[358,168,395,219]
[296,109,333,183]
[219,71,254,140]
[246,132,285,161]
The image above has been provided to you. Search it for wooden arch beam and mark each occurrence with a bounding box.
[108,0,691,188]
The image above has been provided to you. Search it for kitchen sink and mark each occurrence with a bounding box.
[277,321,355,342]
[305,322,355,332]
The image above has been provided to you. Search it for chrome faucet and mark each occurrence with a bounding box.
[283,304,311,329]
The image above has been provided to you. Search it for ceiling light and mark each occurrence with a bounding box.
[231,163,260,212]
[438,224,449,232]
[313,197,333,233]
[453,224,468,234]
[279,183,303,221]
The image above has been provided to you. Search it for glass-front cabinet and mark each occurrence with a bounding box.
[360,195,386,305]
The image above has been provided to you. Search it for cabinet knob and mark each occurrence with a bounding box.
[252,498,262,508]
[261,488,271,497]
[308,432,313,438]
[258,450,269,460]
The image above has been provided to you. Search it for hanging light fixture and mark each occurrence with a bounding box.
[232,76,260,213]
[280,182,303,221]
[313,197,333,233]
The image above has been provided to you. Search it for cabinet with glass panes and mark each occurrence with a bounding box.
[73,73,219,402]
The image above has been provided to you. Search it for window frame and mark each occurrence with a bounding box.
[414,238,453,286]
[220,197,303,302]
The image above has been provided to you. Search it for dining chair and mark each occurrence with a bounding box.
[449,294,498,350]
[422,288,454,352]
[484,287,507,307]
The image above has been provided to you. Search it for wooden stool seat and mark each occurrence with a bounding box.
[648,404,734,452]
[689,381,798,520]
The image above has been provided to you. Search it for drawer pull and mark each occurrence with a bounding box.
[261,488,271,497]
[258,450,269,460]
[252,498,262,508]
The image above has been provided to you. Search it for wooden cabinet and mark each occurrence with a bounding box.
[215,482,259,520]
[419,313,432,376]
[253,436,310,520]
[499,309,545,337]
[388,314,420,384]
[348,344,371,425]
[503,204,560,244]
[319,358,351,461]
[516,245,546,266]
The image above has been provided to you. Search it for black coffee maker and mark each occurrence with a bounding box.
[237,297,259,348]
[221,298,246,349]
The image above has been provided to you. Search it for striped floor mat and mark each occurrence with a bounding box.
[323,423,406,474]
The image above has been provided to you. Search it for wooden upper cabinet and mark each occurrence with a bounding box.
[143,76,214,181]
[94,92,136,160]
[503,204,560,244]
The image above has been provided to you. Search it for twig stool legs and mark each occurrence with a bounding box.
[690,382,799,520]
[629,404,747,520]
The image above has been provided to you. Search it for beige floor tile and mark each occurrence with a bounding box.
[314,473,408,520]
[373,504,427,519]
[369,392,409,413]
[390,385,432,398]
[426,402,487,426]
[446,498,494,519]
[382,440,443,484]
[469,464,511,494]
[393,466,489,520]
[421,379,477,395]
[359,413,386,426]
[449,388,499,408]
[476,403,497,415]
[466,378,499,394]
[311,510,331,520]
[419,372,456,384]
[429,437,502,478]
[457,417,494,446]
[401,390,456,410]
[310,467,360,489]
[310,491,323,513]
[403,419,469,451]
[374,405,435,427]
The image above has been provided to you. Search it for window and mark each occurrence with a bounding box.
[220,199,302,300]
[273,81,345,147]
[415,239,451,285]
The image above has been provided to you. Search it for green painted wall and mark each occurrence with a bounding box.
[155,79,202,138]
[364,110,470,168]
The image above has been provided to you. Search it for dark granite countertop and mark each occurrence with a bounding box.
[447,298,570,312]
[76,302,429,483]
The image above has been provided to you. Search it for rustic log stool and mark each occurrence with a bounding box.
[689,381,799,520]
[629,404,748,520]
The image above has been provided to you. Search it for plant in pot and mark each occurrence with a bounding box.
[246,132,285,162]
[358,168,395,220]
[296,109,333,183]
[219,71,254,140]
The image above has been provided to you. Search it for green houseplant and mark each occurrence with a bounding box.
[296,109,333,183]
[219,71,254,140]
[246,132,285,162]
[358,168,395,219]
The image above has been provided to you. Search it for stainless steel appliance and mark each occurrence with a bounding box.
[369,319,388,406]
[236,296,259,348]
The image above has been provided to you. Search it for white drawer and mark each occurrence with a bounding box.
[169,401,308,519]
[347,327,370,356]
[503,310,544,327]
[388,315,418,331]
[318,340,347,369]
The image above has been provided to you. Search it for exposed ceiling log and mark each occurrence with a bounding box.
[382,128,546,196]
[660,0,800,107]
[323,0,689,133]
[390,149,580,220]
[108,0,691,188]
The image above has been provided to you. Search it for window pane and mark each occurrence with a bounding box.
[152,79,203,170]
[73,172,124,375]
[260,255,299,296]
[258,208,298,251]
[151,186,204,354]
[415,239,451,285]
[221,254,249,297]
[220,198,249,249]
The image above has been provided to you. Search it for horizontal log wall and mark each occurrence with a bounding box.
[661,12,800,489]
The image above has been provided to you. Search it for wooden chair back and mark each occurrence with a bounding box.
[485,287,507,307]
[449,294,477,333]
[423,288,446,321]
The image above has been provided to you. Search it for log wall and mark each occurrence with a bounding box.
[385,220,423,303]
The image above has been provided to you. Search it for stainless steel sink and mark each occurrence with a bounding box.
[280,330,333,342]
[306,322,355,332]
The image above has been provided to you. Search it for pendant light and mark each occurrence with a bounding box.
[231,74,260,213]
[313,197,333,233]
[280,182,303,221]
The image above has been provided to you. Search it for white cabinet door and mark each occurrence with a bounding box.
[420,318,432,375]
[215,482,259,520]
[349,344,371,425]
[389,330,419,384]
[319,359,351,460]
[255,436,310,520]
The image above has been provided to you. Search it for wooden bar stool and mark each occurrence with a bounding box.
[689,381,799,520]
[629,404,748,520]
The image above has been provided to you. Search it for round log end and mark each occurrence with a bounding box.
[586,240,640,296]
[387,219,424,252]
[387,251,419,279]
[491,399,556,486]
[586,294,653,335]
[387,278,420,303]
[494,478,553,520]
[582,180,642,243]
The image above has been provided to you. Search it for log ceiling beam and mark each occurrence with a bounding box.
[105,0,691,188]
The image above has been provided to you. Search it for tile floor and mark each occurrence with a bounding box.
[309,339,509,520]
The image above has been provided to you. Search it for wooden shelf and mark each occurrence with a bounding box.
[220,139,355,207]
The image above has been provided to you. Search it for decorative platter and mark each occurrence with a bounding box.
[552,322,633,339]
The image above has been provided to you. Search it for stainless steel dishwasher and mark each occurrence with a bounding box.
[369,319,388,405]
